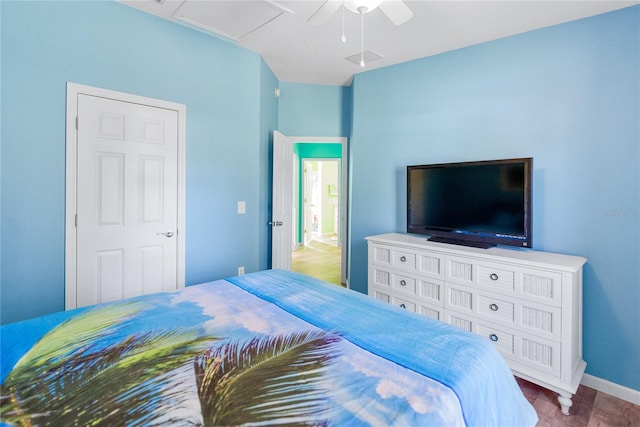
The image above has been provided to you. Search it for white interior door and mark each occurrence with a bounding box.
[271,131,293,269]
[66,83,185,309]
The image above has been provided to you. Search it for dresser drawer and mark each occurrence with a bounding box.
[446,257,564,306]
[477,293,514,324]
[445,256,475,285]
[479,319,561,379]
[370,267,417,296]
[370,286,392,304]
[517,300,561,341]
[393,250,417,271]
[478,263,563,308]
[418,278,444,306]
[445,309,513,353]
[477,323,515,358]
[516,334,561,377]
[478,264,515,292]
[370,244,417,272]
[395,296,444,321]
[445,310,561,377]
[444,284,474,314]
[446,285,561,341]
[450,258,517,294]
[445,284,516,325]
[445,310,474,332]
[368,286,417,312]
[517,269,563,307]
[393,295,416,312]
[370,265,445,305]
[392,273,417,294]
[417,303,443,321]
[370,267,393,289]
[416,251,445,279]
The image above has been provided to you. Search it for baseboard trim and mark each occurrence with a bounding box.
[581,374,640,406]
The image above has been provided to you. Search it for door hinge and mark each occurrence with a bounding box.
[75,116,78,130]
[75,214,78,227]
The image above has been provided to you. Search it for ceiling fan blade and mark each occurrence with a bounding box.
[379,0,414,25]
[307,0,342,25]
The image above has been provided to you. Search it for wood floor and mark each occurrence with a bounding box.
[517,378,640,426]
[291,238,342,286]
[291,241,640,426]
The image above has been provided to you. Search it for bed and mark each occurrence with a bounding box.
[1,269,537,426]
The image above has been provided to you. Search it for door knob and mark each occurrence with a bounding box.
[157,231,174,237]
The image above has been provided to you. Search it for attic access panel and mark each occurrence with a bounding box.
[173,0,292,41]
[345,50,384,66]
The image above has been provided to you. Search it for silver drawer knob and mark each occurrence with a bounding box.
[490,273,499,281]
[489,303,499,311]
[400,256,407,262]
[400,280,407,286]
[489,333,499,342]
[399,303,406,309]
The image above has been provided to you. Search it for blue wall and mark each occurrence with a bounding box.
[0,1,277,323]
[349,7,639,391]
[277,82,352,137]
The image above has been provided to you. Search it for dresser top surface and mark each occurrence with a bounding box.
[366,233,587,272]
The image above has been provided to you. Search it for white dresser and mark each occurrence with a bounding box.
[366,233,587,415]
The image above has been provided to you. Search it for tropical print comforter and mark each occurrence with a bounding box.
[1,270,537,426]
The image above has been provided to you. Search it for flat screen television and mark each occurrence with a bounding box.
[407,158,532,249]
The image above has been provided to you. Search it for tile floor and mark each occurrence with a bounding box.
[517,378,640,426]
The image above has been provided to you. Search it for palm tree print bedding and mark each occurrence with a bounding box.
[0,270,538,426]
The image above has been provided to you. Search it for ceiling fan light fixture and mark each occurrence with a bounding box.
[344,0,382,15]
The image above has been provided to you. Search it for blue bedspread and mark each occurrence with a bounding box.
[1,270,537,426]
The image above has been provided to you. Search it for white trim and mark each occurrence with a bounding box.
[65,82,186,310]
[581,374,640,406]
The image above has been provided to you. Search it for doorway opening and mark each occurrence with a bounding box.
[292,159,342,286]
[270,133,347,286]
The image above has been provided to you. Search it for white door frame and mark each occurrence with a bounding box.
[272,132,348,286]
[65,82,186,310]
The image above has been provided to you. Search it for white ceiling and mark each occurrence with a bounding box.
[120,0,638,86]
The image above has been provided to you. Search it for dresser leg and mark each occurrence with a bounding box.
[557,392,573,415]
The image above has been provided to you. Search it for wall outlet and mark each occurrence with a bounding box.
[237,201,246,214]
[238,266,245,276]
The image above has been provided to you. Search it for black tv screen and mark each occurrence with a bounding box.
[407,158,532,248]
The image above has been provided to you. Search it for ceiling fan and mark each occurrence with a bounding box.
[308,0,414,68]
[308,0,414,27]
